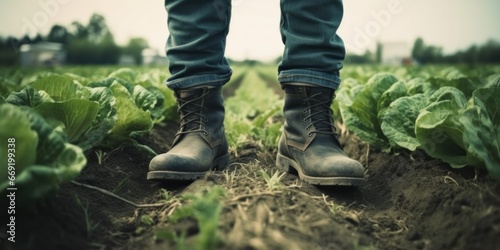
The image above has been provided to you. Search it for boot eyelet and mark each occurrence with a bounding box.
[308,133,312,137]
[303,118,308,122]
[203,132,208,135]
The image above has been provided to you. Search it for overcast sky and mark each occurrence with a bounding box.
[1,0,499,61]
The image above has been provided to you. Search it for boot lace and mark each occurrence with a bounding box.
[176,90,210,136]
[303,93,337,137]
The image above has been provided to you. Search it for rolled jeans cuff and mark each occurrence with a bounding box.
[278,69,341,90]
[165,71,232,90]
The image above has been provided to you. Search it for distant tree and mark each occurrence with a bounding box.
[86,14,110,44]
[478,40,500,64]
[32,34,43,43]
[70,21,88,40]
[376,42,383,64]
[463,45,479,65]
[48,25,70,44]
[411,37,443,64]
[344,50,375,64]
[1,13,126,65]
[66,13,121,64]
[123,37,149,65]
[19,35,32,45]
[0,36,18,65]
[97,33,121,64]
[411,37,425,61]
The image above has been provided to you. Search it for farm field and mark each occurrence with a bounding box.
[1,64,500,250]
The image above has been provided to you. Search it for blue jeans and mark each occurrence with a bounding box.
[165,0,345,90]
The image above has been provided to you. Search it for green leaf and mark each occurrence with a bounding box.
[381,94,428,150]
[441,67,465,80]
[0,104,38,175]
[96,80,154,147]
[75,87,118,151]
[132,85,157,111]
[377,80,408,121]
[336,78,361,103]
[1,143,86,206]
[405,77,433,95]
[154,229,177,241]
[6,86,54,107]
[31,75,90,101]
[460,87,500,181]
[89,87,117,121]
[334,78,363,121]
[146,86,169,120]
[106,96,153,145]
[134,77,177,121]
[342,73,399,151]
[426,77,483,99]
[108,68,137,83]
[33,99,100,143]
[77,119,114,152]
[486,73,500,88]
[0,76,19,98]
[26,108,67,165]
[52,143,87,182]
[89,77,135,94]
[109,80,132,98]
[0,105,86,207]
[415,88,468,168]
[428,86,468,108]
[450,77,484,99]
[170,187,225,250]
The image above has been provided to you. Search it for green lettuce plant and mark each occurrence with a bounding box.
[336,70,500,182]
[460,87,500,181]
[341,73,399,152]
[415,87,469,167]
[0,104,86,206]
[6,75,117,152]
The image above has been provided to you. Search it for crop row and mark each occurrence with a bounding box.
[0,68,177,206]
[2,65,499,208]
[334,68,500,181]
[223,69,282,154]
[0,65,280,207]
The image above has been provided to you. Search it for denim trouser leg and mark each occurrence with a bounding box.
[278,0,346,90]
[164,0,232,90]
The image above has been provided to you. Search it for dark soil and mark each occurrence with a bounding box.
[2,85,500,249]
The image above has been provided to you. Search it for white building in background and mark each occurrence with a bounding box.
[118,55,136,65]
[142,48,169,66]
[379,41,412,65]
[20,42,65,66]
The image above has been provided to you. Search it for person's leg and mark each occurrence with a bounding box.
[148,0,232,181]
[278,0,345,89]
[165,0,232,90]
[277,0,365,186]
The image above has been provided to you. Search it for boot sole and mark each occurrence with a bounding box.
[276,153,365,186]
[147,154,230,181]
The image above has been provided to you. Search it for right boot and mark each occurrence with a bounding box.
[276,84,365,186]
[147,86,229,181]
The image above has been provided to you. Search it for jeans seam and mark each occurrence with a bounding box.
[279,74,338,83]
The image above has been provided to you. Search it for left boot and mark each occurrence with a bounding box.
[277,84,365,186]
[147,86,229,181]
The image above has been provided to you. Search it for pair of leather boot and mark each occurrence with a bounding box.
[148,84,364,186]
